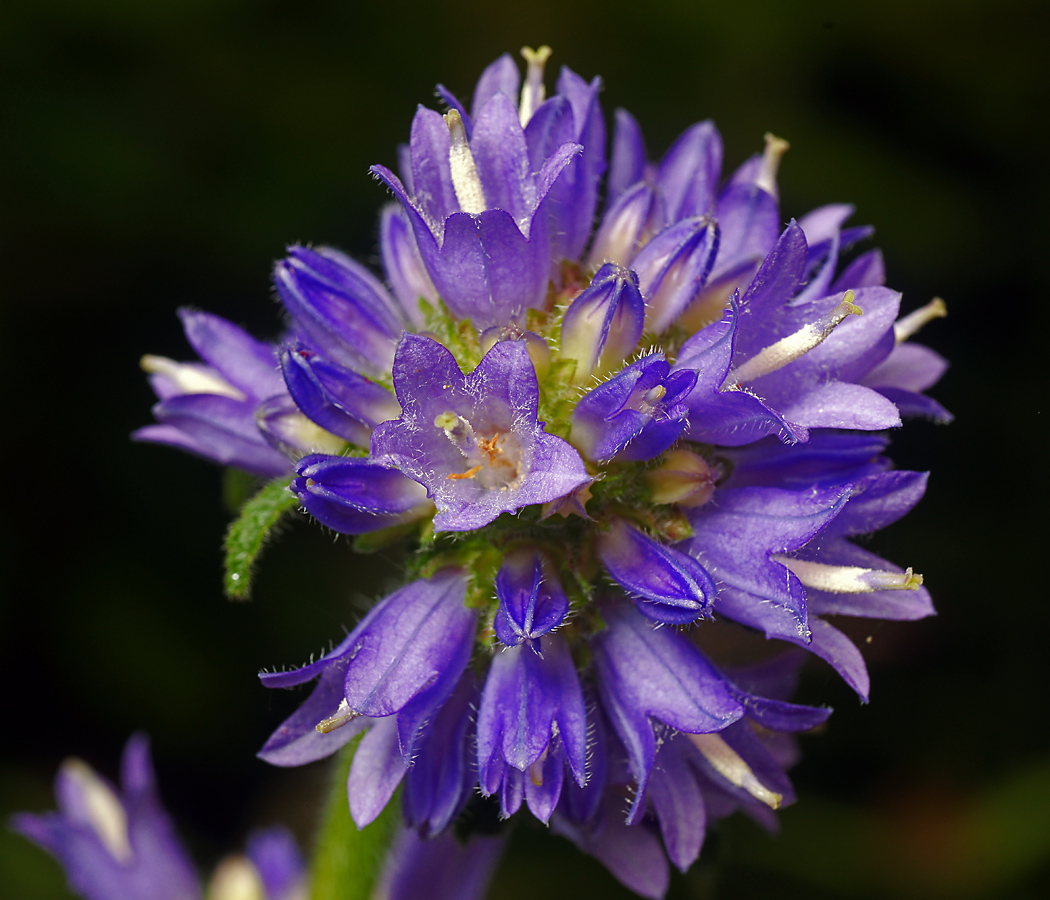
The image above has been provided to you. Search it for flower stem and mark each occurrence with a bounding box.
[309,737,398,900]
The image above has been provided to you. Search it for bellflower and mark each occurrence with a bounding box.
[11,735,306,900]
[135,48,948,898]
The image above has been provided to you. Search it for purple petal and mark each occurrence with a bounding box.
[471,92,535,227]
[863,341,948,392]
[649,734,706,871]
[340,572,475,718]
[379,204,437,327]
[598,519,715,624]
[797,203,854,248]
[379,829,506,900]
[140,394,291,477]
[258,663,369,767]
[403,672,477,837]
[371,336,588,530]
[293,454,429,520]
[607,107,647,204]
[684,485,850,625]
[825,470,928,537]
[632,217,720,333]
[571,353,694,462]
[721,431,891,490]
[656,120,723,221]
[733,221,809,358]
[714,182,781,276]
[777,381,902,431]
[477,634,587,789]
[347,716,408,828]
[524,744,567,823]
[727,687,832,733]
[560,263,645,378]
[245,827,305,900]
[875,386,954,422]
[831,248,886,292]
[275,246,401,377]
[781,617,870,701]
[587,181,662,269]
[544,68,606,260]
[177,309,282,399]
[493,548,569,647]
[593,602,742,818]
[554,796,670,899]
[280,345,400,445]
[471,54,520,117]
[409,106,458,226]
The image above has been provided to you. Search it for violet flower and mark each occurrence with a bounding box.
[137,48,948,898]
[11,736,306,900]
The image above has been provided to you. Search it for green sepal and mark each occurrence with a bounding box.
[309,736,400,900]
[352,519,423,554]
[223,475,298,600]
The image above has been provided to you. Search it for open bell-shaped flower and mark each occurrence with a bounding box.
[370,334,589,530]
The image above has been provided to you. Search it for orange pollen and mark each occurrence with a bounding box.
[478,432,503,462]
[447,465,482,481]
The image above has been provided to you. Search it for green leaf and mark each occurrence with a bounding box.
[223,476,297,600]
[309,737,399,900]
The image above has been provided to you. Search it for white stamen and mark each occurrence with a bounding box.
[315,698,360,734]
[687,733,782,809]
[140,354,244,400]
[894,297,947,343]
[445,110,487,214]
[774,557,923,593]
[755,133,790,196]
[727,291,862,386]
[519,45,552,126]
[207,855,266,900]
[61,760,133,863]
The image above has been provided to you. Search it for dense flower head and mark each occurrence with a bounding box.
[135,48,948,897]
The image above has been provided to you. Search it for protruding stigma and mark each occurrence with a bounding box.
[60,759,134,862]
[894,297,947,343]
[775,556,924,593]
[519,45,552,125]
[756,132,790,196]
[727,291,862,386]
[315,699,360,734]
[140,354,244,399]
[444,109,487,214]
[688,733,783,809]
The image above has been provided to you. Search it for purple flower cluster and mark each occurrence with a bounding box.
[133,49,947,897]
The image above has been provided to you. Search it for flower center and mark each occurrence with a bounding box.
[435,411,524,490]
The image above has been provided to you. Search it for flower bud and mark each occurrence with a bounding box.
[256,393,346,457]
[645,449,715,507]
[586,181,661,269]
[632,217,720,334]
[275,245,404,378]
[560,263,644,382]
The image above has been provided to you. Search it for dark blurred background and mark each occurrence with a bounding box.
[2,1,1048,898]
